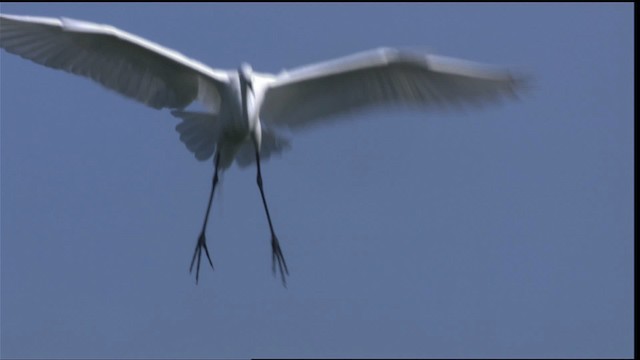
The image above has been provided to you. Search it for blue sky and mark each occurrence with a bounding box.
[0,3,633,358]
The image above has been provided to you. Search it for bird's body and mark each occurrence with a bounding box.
[0,13,524,285]
[213,64,263,170]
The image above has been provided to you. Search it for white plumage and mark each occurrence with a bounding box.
[0,13,524,285]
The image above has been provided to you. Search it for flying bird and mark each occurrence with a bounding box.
[0,13,523,286]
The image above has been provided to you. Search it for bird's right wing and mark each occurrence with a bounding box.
[259,48,523,130]
[0,14,229,110]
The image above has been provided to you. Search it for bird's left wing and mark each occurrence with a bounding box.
[0,14,229,110]
[259,47,523,130]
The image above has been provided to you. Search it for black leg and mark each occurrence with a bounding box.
[189,151,220,284]
[255,148,289,286]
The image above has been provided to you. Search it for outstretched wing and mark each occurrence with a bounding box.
[260,47,523,130]
[0,13,229,110]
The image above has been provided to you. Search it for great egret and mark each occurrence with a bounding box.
[0,13,524,285]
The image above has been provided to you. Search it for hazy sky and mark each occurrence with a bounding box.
[1,3,633,359]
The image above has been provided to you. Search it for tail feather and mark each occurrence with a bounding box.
[172,110,218,161]
[171,110,291,165]
[235,129,291,168]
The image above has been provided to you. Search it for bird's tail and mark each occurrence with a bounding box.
[234,128,291,168]
[172,110,219,161]
[171,110,291,167]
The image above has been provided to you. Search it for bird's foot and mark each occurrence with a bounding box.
[271,234,289,287]
[189,231,214,284]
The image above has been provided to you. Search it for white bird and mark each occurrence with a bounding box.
[0,13,523,285]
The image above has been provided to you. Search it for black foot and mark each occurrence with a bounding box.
[271,234,289,287]
[190,231,214,284]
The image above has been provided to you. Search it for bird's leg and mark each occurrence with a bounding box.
[255,148,289,287]
[189,151,220,284]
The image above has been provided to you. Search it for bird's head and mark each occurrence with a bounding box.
[238,62,254,94]
[239,62,253,81]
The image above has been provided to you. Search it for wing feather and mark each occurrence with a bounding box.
[0,14,229,110]
[260,48,523,129]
